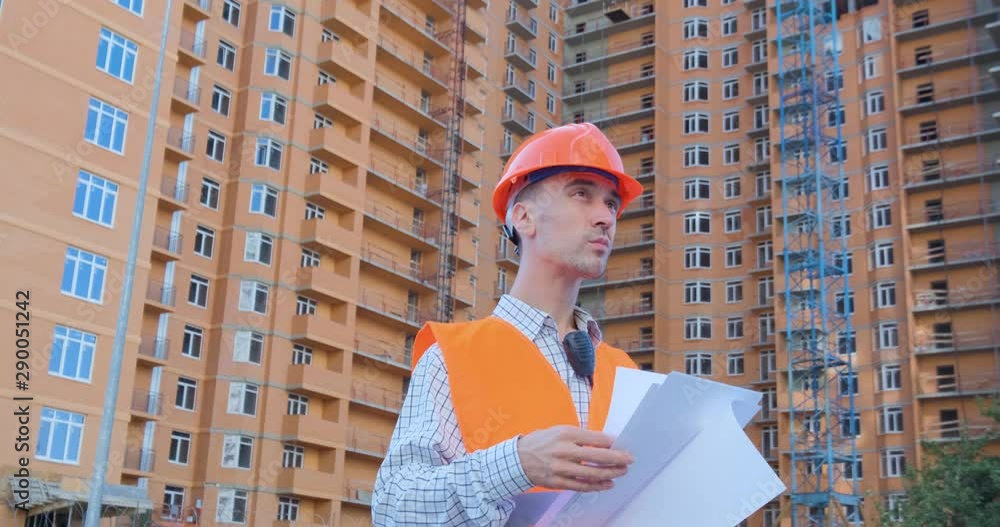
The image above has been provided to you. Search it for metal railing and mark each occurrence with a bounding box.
[360,244,435,283]
[371,114,446,163]
[899,76,996,108]
[131,389,162,415]
[368,155,440,199]
[138,337,169,361]
[355,334,412,366]
[381,0,453,48]
[610,336,655,353]
[563,68,653,97]
[376,35,450,84]
[903,158,997,185]
[913,285,1000,309]
[172,77,201,105]
[904,119,998,145]
[166,128,195,154]
[583,299,655,319]
[909,199,1000,224]
[347,427,391,456]
[152,226,182,254]
[565,4,654,37]
[916,371,1000,396]
[159,175,189,203]
[894,1,997,32]
[572,100,655,123]
[374,73,447,122]
[351,380,404,411]
[178,29,206,59]
[910,241,999,267]
[365,200,440,244]
[123,447,155,472]
[358,287,434,325]
[899,36,997,69]
[146,281,176,306]
[913,329,1000,354]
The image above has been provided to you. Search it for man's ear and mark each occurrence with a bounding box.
[510,200,537,241]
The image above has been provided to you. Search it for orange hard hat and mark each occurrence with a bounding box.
[492,122,645,223]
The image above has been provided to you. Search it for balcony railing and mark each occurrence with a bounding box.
[565,4,654,37]
[607,129,655,149]
[574,100,655,124]
[381,0,453,49]
[610,336,655,353]
[361,244,435,284]
[563,68,654,97]
[172,77,201,106]
[913,329,1000,354]
[138,337,169,361]
[365,200,439,244]
[899,76,997,109]
[371,114,446,164]
[502,106,535,133]
[916,371,1000,397]
[347,427,391,456]
[145,281,176,307]
[583,299,655,319]
[910,241,999,268]
[565,37,654,67]
[165,128,195,154]
[585,267,654,286]
[903,119,998,147]
[178,29,206,59]
[159,175,189,204]
[123,447,155,472]
[374,73,447,123]
[351,380,404,412]
[903,158,998,186]
[131,389,162,416]
[615,228,655,248]
[355,334,412,366]
[895,2,998,33]
[358,287,434,326]
[152,226,182,254]
[908,199,1000,225]
[913,285,1000,310]
[922,418,998,441]
[368,155,440,200]
[344,479,375,504]
[377,35,450,85]
[898,37,997,70]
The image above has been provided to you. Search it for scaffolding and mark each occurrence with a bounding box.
[775,0,861,525]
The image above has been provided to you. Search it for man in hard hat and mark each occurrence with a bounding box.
[372,123,646,526]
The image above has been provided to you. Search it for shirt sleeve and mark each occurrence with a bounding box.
[371,343,535,527]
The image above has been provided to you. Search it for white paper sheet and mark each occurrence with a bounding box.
[510,369,784,527]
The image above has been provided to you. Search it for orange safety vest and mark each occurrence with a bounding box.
[412,316,637,493]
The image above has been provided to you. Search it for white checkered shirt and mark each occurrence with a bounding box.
[371,294,603,526]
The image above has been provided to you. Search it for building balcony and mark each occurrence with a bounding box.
[290,313,353,351]
[609,336,655,354]
[463,10,488,44]
[360,244,436,289]
[913,329,1000,356]
[164,128,195,161]
[744,23,767,41]
[137,337,169,365]
[305,174,362,216]
[583,299,655,322]
[746,90,769,106]
[466,47,487,79]
[295,267,355,305]
[144,281,176,312]
[607,129,655,154]
[282,414,347,448]
[317,38,369,83]
[354,334,412,370]
[565,0,606,16]
[563,37,655,73]
[343,480,375,507]
[501,106,536,136]
[621,192,655,218]
[494,280,511,299]
[275,468,337,500]
[170,77,200,114]
[582,267,654,290]
[347,427,391,459]
[130,389,162,420]
[915,371,1000,399]
[351,380,404,414]
[496,240,520,267]
[321,0,371,36]
[505,40,537,71]
[308,127,364,169]
[564,5,655,44]
[376,35,449,89]
[380,0,453,54]
[562,68,655,103]
[513,0,538,9]
[364,200,440,248]
[921,417,998,442]
[910,241,999,271]
[367,156,441,206]
[913,284,1000,312]
[894,2,999,41]
[505,9,538,40]
[314,80,365,127]
[901,119,1000,152]
[582,100,656,128]
[151,226,182,261]
[177,29,206,66]
[371,114,446,166]
[357,288,432,330]
[614,228,655,250]
[182,0,212,20]
[897,37,999,76]
[158,175,189,210]
[625,162,655,183]
[907,199,1000,231]
[502,75,536,103]
[374,73,448,128]
[903,158,1000,190]
[122,447,155,476]
[300,218,359,258]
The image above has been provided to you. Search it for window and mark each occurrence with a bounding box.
[300,248,320,268]
[727,352,744,376]
[296,296,317,316]
[886,494,907,523]
[756,206,772,232]
[755,171,771,197]
[113,0,143,15]
[233,330,264,364]
[37,407,85,464]
[866,90,885,115]
[217,40,236,71]
[685,352,712,376]
[757,277,774,305]
[244,232,273,265]
[725,245,743,267]
[281,392,309,417]
[753,105,769,130]
[868,127,888,152]
[871,203,892,228]
[726,280,743,303]
[684,146,709,167]
[863,54,880,79]
[827,105,845,127]
[61,246,108,303]
[722,47,738,67]
[193,226,215,258]
[292,344,313,365]
[752,73,768,96]
[751,40,767,63]
[751,8,767,30]
[277,497,300,521]
[216,489,248,524]
[684,178,710,200]
[723,111,739,132]
[283,443,304,468]
[211,85,231,116]
[264,48,292,79]
[726,317,744,339]
[683,112,709,134]
[722,16,737,36]
[255,137,283,170]
[305,202,325,220]
[837,330,857,355]
[200,178,220,210]
[222,0,241,26]
[722,78,739,99]
[685,318,712,341]
[755,137,771,161]
[882,449,905,477]
[685,247,711,269]
[683,18,709,39]
[85,98,128,154]
[222,434,254,469]
[683,49,709,70]
[249,184,278,216]
[206,131,226,162]
[48,326,96,383]
[882,407,904,434]
[310,158,328,174]
[163,486,186,520]
[182,324,203,359]
[871,241,894,268]
[841,411,860,437]
[868,164,889,190]
[724,176,741,198]
[227,383,258,416]
[831,178,849,201]
[175,377,197,410]
[835,291,855,315]
[684,0,707,7]
[684,281,711,304]
[96,28,137,83]
[238,280,269,314]
[861,18,881,43]
[546,93,555,114]
[269,4,296,36]
[683,81,709,102]
[825,71,844,92]
[839,372,858,396]
[878,322,899,350]
[758,313,775,342]
[73,170,118,227]
[168,431,191,464]
[723,144,740,165]
[260,93,287,125]
[724,210,742,232]
[832,213,851,237]
[547,62,556,83]
[188,274,209,307]
[318,70,336,85]
[548,32,557,52]
[880,363,902,391]
[915,82,934,104]
[549,2,558,22]
[874,281,897,308]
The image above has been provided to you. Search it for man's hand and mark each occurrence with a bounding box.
[516,425,634,492]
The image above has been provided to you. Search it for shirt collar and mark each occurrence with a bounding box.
[495,294,603,345]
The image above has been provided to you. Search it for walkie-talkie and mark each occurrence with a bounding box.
[563,330,595,388]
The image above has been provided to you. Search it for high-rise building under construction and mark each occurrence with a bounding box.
[0,0,996,525]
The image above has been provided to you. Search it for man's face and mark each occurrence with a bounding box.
[524,172,622,279]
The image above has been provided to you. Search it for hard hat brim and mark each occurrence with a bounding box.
[495,164,645,222]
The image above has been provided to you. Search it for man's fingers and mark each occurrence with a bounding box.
[552,460,628,482]
[562,428,616,448]
[574,445,634,466]
[549,475,615,493]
